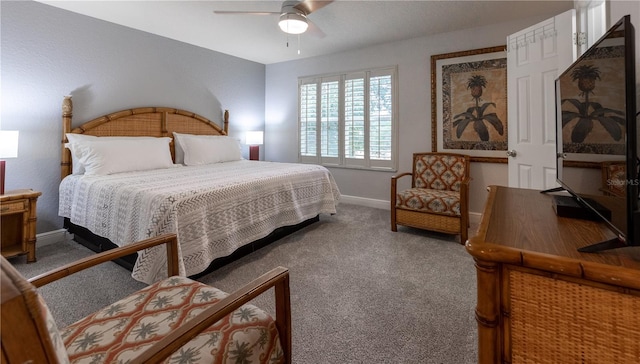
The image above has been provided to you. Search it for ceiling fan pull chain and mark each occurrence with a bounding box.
[298,34,301,55]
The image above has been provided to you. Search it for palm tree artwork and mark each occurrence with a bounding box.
[561,64,625,143]
[453,74,504,141]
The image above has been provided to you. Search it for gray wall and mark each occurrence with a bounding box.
[1,1,266,233]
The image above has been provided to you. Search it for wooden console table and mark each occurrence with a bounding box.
[466,186,640,363]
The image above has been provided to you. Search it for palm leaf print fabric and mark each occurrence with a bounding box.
[60,276,284,363]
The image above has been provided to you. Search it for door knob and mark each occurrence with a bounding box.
[506,150,517,157]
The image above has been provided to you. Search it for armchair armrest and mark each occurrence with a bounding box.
[29,233,179,288]
[131,266,292,364]
[391,172,412,205]
[391,172,412,183]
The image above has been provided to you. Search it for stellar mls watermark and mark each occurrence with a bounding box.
[607,179,640,186]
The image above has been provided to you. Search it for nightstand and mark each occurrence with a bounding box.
[1,189,41,263]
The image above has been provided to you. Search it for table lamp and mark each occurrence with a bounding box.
[0,130,19,195]
[246,131,264,161]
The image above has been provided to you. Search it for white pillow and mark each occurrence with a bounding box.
[172,132,191,164]
[65,133,97,143]
[180,135,242,166]
[74,137,174,176]
[173,132,225,164]
[65,134,98,174]
[173,132,241,165]
[65,134,162,174]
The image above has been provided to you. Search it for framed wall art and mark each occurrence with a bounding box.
[431,46,508,163]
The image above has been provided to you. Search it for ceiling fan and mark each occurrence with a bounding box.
[214,0,333,36]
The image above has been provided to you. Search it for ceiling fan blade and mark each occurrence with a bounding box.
[294,0,333,15]
[307,19,326,38]
[213,10,279,15]
[214,0,332,37]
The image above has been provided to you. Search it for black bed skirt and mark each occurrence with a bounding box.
[63,216,319,279]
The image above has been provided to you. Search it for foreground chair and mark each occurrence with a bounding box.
[600,160,626,197]
[391,152,471,244]
[1,233,291,363]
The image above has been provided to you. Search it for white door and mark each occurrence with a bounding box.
[507,9,577,189]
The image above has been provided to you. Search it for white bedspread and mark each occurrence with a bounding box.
[59,160,340,283]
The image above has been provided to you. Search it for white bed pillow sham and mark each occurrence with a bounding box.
[65,134,99,174]
[172,132,192,164]
[65,134,164,174]
[173,132,242,166]
[72,137,174,176]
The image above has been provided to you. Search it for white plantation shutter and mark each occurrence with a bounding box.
[299,66,397,170]
[344,73,366,167]
[369,70,393,168]
[299,80,317,158]
[320,78,340,165]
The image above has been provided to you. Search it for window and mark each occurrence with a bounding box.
[298,67,397,170]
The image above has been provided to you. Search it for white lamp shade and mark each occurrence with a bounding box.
[278,12,308,34]
[0,131,19,159]
[246,131,264,145]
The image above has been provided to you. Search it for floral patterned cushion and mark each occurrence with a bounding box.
[37,295,71,364]
[414,154,467,192]
[60,276,284,364]
[395,188,461,216]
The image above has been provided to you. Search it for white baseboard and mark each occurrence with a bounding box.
[340,194,482,225]
[339,195,390,210]
[37,229,70,247]
[468,212,482,225]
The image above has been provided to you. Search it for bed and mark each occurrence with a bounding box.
[58,96,340,284]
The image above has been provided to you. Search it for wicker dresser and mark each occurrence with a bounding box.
[466,186,640,363]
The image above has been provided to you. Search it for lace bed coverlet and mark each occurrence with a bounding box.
[59,160,340,283]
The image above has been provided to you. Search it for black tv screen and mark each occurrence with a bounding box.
[555,15,637,252]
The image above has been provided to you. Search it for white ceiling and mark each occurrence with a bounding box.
[39,0,574,64]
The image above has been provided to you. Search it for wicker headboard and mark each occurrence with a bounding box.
[60,96,229,179]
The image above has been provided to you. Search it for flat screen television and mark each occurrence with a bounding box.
[554,14,637,252]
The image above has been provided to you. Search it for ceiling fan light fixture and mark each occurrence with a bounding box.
[278,12,308,34]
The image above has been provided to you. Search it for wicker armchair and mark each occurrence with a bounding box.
[0,234,291,364]
[391,152,471,244]
[601,160,626,197]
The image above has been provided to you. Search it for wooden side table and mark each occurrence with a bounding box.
[1,189,41,263]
